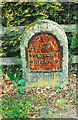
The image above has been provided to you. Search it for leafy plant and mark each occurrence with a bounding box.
[1,2,77,58]
[2,34,20,57]
[67,31,78,56]
[13,79,26,97]
[2,65,22,80]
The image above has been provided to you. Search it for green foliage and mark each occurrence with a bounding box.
[67,31,78,55]
[2,34,20,57]
[2,95,48,118]
[2,65,26,97]
[19,88,25,94]
[2,2,62,27]
[2,96,32,118]
[2,85,76,118]
[13,81,17,87]
[13,79,26,97]
[55,87,61,92]
[2,2,77,27]
[70,32,78,50]
[18,79,26,86]
[1,2,77,58]
[2,65,22,80]
[16,92,20,98]
[13,79,26,87]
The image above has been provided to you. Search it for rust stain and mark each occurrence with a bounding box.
[28,33,61,71]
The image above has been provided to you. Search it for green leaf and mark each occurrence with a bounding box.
[14,73,17,79]
[67,34,71,41]
[56,87,61,92]
[6,111,13,115]
[68,49,72,54]
[18,79,26,86]
[18,86,22,89]
[13,81,17,87]
[4,74,10,80]
[19,89,25,94]
[16,92,20,97]
[70,44,77,49]
[41,114,47,118]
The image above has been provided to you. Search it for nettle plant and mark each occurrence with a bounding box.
[13,74,26,97]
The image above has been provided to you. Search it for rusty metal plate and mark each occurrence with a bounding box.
[28,33,62,72]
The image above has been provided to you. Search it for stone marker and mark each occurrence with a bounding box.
[20,20,68,87]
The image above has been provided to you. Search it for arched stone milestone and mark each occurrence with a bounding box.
[20,20,68,87]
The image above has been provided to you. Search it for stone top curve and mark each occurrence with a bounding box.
[21,20,68,48]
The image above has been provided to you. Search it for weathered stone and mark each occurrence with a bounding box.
[20,20,68,87]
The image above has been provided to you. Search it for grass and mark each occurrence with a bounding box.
[2,85,77,119]
[1,68,77,118]
[2,95,48,118]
